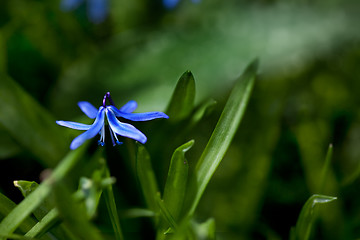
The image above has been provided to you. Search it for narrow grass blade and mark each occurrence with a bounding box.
[136,143,160,212]
[0,73,68,167]
[14,181,53,220]
[0,145,87,237]
[103,165,124,240]
[14,180,76,240]
[53,182,104,240]
[166,71,195,121]
[319,144,333,193]
[24,208,58,238]
[183,59,258,217]
[163,140,194,221]
[0,192,41,236]
[292,194,337,240]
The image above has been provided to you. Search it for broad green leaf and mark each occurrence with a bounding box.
[0,73,68,167]
[166,71,195,121]
[183,59,258,218]
[136,143,160,213]
[0,144,87,237]
[163,140,194,221]
[53,182,104,240]
[156,193,178,232]
[291,194,337,240]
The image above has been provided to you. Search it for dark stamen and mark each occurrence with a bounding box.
[109,127,116,146]
[106,92,116,106]
[102,92,116,107]
[102,94,107,107]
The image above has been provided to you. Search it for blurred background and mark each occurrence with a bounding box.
[1,0,360,239]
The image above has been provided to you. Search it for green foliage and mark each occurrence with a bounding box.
[183,59,258,218]
[291,194,337,240]
[0,74,68,167]
[136,143,160,214]
[1,1,360,239]
[166,71,196,121]
[0,192,39,237]
[163,140,193,222]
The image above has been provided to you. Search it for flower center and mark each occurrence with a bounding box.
[97,108,122,147]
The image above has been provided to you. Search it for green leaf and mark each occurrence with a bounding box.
[122,208,156,218]
[103,164,124,240]
[0,144,87,238]
[319,144,333,193]
[53,182,104,240]
[166,71,196,121]
[78,177,102,219]
[0,192,42,237]
[156,193,178,231]
[183,59,258,218]
[0,73,68,167]
[73,157,115,219]
[191,218,216,240]
[292,194,337,240]
[136,143,160,213]
[14,180,54,221]
[13,181,39,198]
[24,208,59,239]
[0,233,40,240]
[163,140,194,221]
[189,99,217,127]
[14,180,75,240]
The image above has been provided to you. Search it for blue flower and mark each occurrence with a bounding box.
[163,0,201,9]
[60,0,108,24]
[56,92,169,150]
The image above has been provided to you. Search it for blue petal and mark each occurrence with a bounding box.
[106,109,147,144]
[163,0,180,9]
[70,107,105,150]
[60,0,84,11]
[56,120,91,130]
[78,101,98,119]
[108,106,168,121]
[119,100,137,113]
[87,0,108,24]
